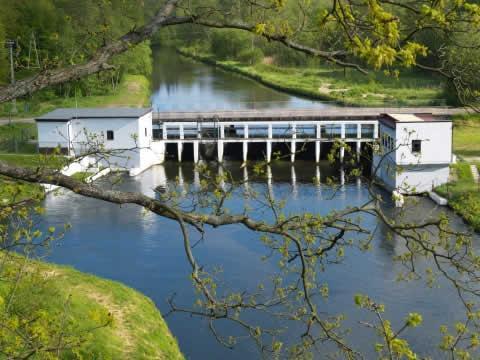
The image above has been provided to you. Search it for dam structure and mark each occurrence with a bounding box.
[36,107,457,193]
[152,107,457,165]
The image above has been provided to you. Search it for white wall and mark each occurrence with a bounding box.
[374,121,452,193]
[137,112,153,148]
[396,165,450,193]
[37,121,70,149]
[395,122,452,165]
[69,117,141,169]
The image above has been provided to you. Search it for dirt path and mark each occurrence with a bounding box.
[0,118,34,125]
[85,290,136,356]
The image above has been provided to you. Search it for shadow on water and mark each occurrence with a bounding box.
[39,162,479,359]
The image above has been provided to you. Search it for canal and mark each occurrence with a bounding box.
[150,47,331,111]
[40,49,478,359]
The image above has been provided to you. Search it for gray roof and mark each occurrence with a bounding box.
[36,108,152,122]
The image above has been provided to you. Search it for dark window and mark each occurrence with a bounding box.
[152,129,163,139]
[412,139,422,153]
[145,128,147,137]
[106,130,114,140]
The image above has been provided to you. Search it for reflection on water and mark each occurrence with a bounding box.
[41,162,479,359]
[150,48,332,111]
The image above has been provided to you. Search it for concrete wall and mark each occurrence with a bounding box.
[396,164,450,193]
[69,117,142,169]
[137,112,153,148]
[37,121,70,149]
[395,122,452,165]
[374,121,452,193]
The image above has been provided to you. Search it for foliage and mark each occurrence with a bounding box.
[0,18,8,84]
[436,162,480,231]
[179,48,445,106]
[0,74,150,118]
[0,0,152,112]
[0,169,183,358]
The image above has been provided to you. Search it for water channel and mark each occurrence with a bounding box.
[40,48,478,359]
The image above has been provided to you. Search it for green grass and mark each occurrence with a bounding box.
[178,48,445,106]
[0,153,67,204]
[453,114,480,158]
[1,255,183,359]
[71,171,91,182]
[0,74,151,119]
[0,153,67,168]
[436,162,480,231]
[0,123,38,153]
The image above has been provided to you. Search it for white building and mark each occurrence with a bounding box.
[36,108,454,192]
[373,113,453,194]
[36,108,165,176]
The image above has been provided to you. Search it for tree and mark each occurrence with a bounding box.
[1,0,480,105]
[0,179,112,358]
[1,0,480,357]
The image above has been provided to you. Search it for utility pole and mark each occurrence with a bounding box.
[27,32,40,69]
[5,39,17,116]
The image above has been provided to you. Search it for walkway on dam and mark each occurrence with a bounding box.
[154,107,462,122]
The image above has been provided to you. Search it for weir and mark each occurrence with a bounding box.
[153,107,457,164]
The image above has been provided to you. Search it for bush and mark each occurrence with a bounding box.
[210,29,253,60]
[237,47,264,65]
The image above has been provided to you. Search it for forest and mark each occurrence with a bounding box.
[1,0,480,108]
[0,0,153,114]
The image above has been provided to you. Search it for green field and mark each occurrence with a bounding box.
[0,74,151,119]
[453,114,480,159]
[178,48,445,106]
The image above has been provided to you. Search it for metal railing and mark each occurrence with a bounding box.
[150,98,450,113]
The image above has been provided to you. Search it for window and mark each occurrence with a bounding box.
[106,130,114,140]
[412,139,422,153]
[152,129,163,140]
[145,128,147,137]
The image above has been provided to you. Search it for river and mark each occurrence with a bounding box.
[150,47,331,111]
[40,49,478,359]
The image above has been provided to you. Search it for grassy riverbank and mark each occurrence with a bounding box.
[0,255,183,359]
[435,114,480,231]
[0,153,68,203]
[178,48,445,107]
[436,162,480,231]
[0,74,151,119]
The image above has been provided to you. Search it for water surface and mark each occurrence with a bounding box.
[150,47,331,111]
[39,50,479,358]
[41,162,478,359]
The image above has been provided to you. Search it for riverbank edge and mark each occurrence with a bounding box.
[15,256,184,358]
[176,48,348,106]
[176,48,448,107]
[434,161,480,233]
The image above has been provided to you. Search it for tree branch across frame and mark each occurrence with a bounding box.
[2,0,480,105]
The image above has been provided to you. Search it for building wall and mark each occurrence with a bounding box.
[396,165,450,193]
[69,117,141,169]
[374,121,452,193]
[394,122,452,165]
[37,121,70,150]
[137,112,153,148]
[373,123,397,190]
